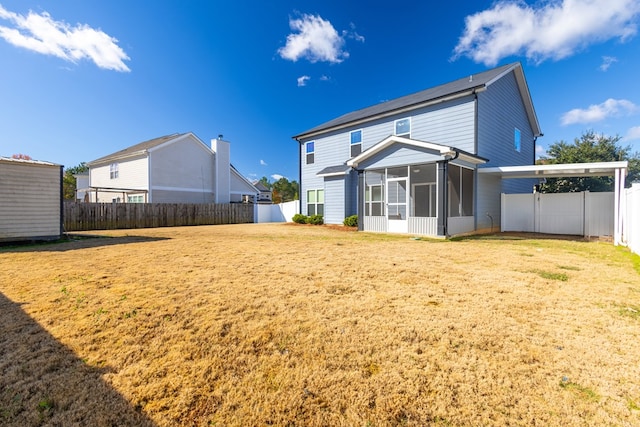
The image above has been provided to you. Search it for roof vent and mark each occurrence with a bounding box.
[218,134,223,140]
[469,75,473,82]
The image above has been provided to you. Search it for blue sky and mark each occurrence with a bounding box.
[1,1,640,182]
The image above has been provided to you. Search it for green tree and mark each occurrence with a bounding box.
[538,131,639,193]
[271,177,299,203]
[258,176,272,189]
[63,162,88,200]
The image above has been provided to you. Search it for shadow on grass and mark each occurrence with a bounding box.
[0,234,170,253]
[0,292,156,426]
[450,232,590,242]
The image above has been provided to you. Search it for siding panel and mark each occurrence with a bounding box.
[0,161,61,241]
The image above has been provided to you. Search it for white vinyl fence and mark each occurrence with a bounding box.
[255,200,299,223]
[502,192,614,238]
[624,183,640,255]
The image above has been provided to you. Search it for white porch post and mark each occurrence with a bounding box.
[614,167,625,246]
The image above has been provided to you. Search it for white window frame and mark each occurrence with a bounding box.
[306,141,315,164]
[350,129,363,157]
[394,117,411,138]
[306,189,324,216]
[110,163,119,179]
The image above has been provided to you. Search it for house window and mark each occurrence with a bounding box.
[364,170,385,216]
[110,163,119,179]
[448,164,474,217]
[127,195,144,203]
[307,189,324,216]
[514,128,521,152]
[350,129,362,157]
[306,141,315,164]
[394,118,411,137]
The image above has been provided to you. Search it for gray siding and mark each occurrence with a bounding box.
[151,189,214,203]
[477,71,535,194]
[324,176,346,224]
[0,161,61,241]
[476,173,502,232]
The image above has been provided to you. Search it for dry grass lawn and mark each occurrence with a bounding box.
[1,223,640,426]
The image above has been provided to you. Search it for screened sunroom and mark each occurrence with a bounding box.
[348,136,487,237]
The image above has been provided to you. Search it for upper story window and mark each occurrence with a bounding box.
[306,141,315,164]
[514,128,521,152]
[350,129,362,157]
[394,118,411,137]
[110,163,119,179]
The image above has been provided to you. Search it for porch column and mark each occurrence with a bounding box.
[437,161,448,236]
[614,167,625,246]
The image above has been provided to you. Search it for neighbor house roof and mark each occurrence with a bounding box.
[293,62,541,140]
[87,133,188,165]
[0,156,61,167]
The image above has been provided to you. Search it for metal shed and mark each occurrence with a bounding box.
[0,157,63,242]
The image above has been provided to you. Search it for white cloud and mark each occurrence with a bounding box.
[320,75,330,81]
[561,98,639,125]
[600,56,618,71]
[343,22,365,42]
[452,0,640,66]
[278,13,348,63]
[271,174,285,181]
[297,75,310,87]
[260,159,267,166]
[0,5,130,71]
[624,126,640,141]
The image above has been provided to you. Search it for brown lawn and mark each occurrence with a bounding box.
[1,223,639,426]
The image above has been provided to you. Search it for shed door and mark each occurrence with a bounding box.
[387,178,408,233]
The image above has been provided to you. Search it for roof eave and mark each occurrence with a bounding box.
[293,87,486,141]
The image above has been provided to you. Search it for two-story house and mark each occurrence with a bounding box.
[293,62,542,237]
[85,133,258,204]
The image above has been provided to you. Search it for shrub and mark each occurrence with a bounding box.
[307,214,324,225]
[292,214,308,224]
[343,215,358,227]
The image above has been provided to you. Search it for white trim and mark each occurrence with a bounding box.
[347,135,487,168]
[478,161,628,178]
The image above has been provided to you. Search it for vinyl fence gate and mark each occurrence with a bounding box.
[501,192,614,238]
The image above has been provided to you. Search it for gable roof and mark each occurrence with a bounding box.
[87,133,189,165]
[293,62,541,140]
[346,135,488,169]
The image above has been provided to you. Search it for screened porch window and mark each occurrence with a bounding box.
[364,170,384,216]
[448,164,474,217]
[307,189,324,215]
[410,163,437,217]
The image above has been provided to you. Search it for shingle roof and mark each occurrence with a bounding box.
[87,133,187,165]
[293,62,538,140]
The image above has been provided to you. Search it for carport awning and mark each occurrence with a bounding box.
[478,161,628,178]
[478,161,628,246]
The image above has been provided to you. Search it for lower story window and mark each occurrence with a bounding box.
[127,194,144,203]
[307,189,324,216]
[364,170,385,216]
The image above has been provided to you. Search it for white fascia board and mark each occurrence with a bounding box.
[347,135,455,168]
[479,161,628,178]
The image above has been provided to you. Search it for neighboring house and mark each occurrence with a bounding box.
[253,181,273,204]
[0,157,63,242]
[84,133,258,204]
[293,62,542,237]
[74,171,90,201]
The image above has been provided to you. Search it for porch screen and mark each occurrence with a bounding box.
[448,164,474,217]
[410,164,437,217]
[364,170,384,216]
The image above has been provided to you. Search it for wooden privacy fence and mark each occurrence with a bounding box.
[64,202,254,231]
